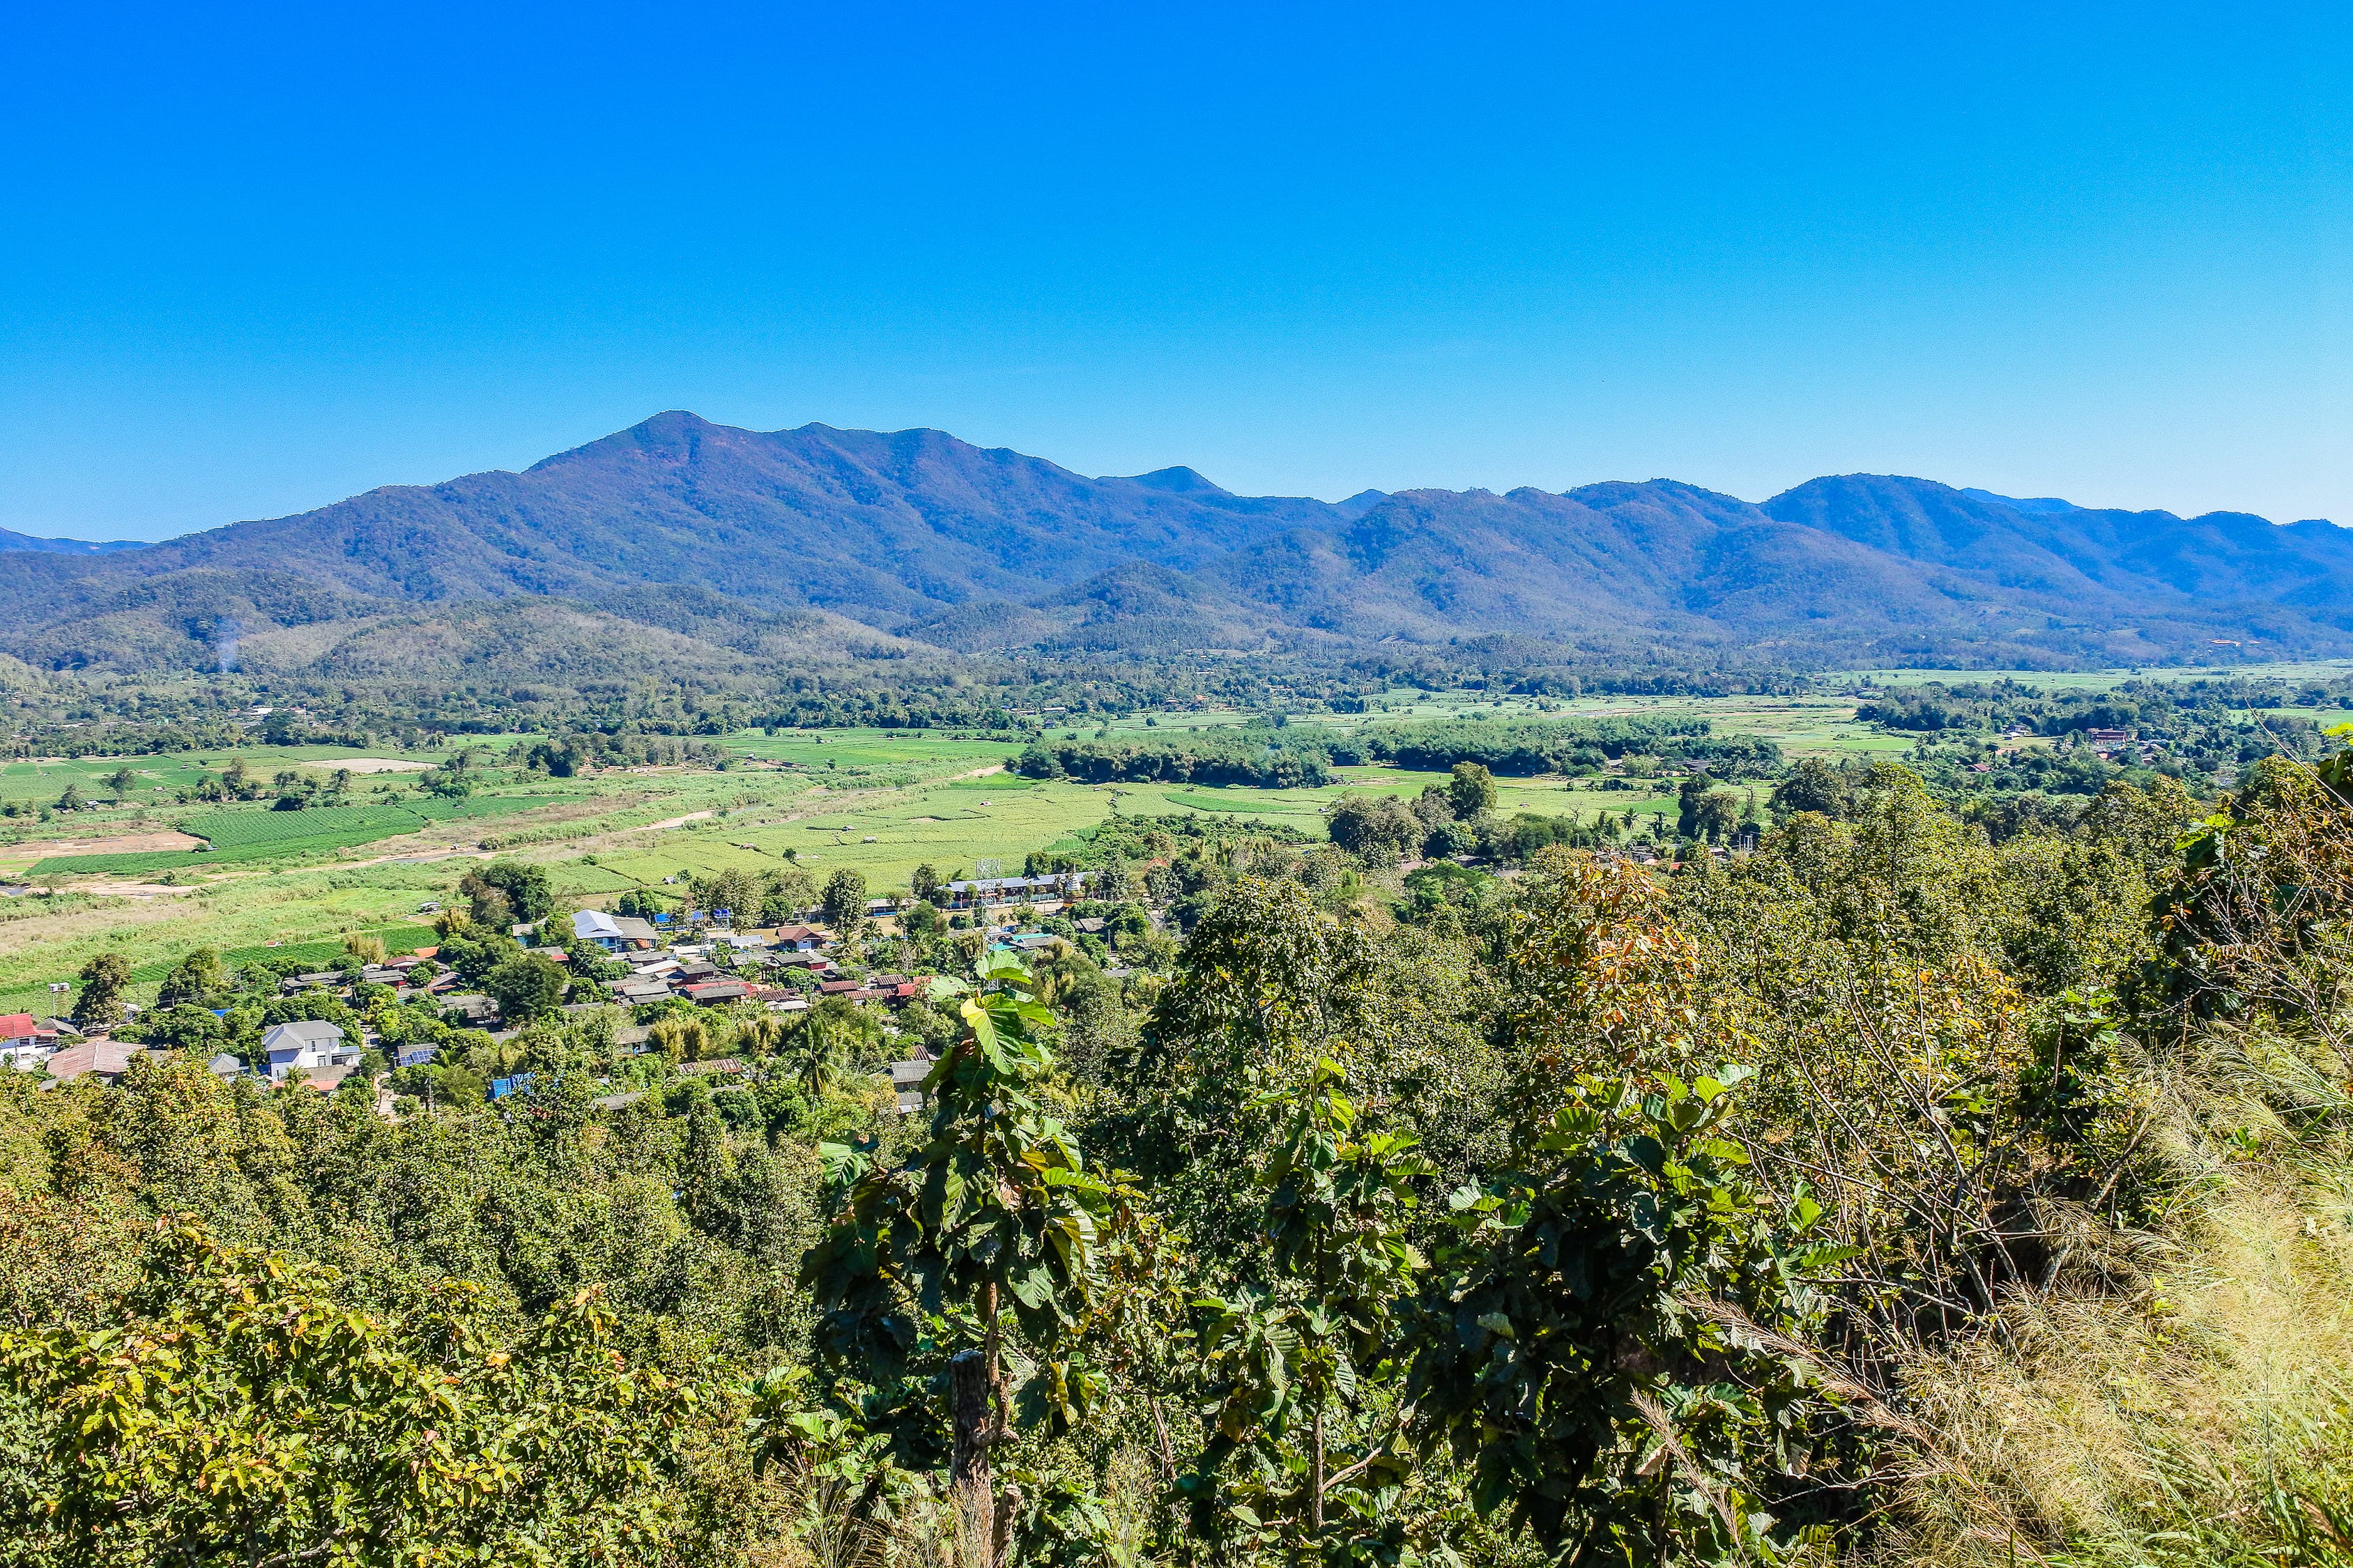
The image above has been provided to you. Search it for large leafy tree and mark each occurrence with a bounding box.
[801,951,1124,1560]
[1410,1069,1839,1567]
[0,1220,703,1566]
[1181,1054,1437,1562]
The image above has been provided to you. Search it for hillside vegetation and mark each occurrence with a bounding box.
[3,723,2351,1565]
[6,413,2352,682]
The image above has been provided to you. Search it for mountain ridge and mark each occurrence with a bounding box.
[2,412,2347,676]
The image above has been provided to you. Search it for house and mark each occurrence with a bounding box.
[680,981,751,1005]
[572,910,660,951]
[1,1013,56,1073]
[393,1043,437,1069]
[206,1052,245,1082]
[47,1040,145,1084]
[889,1058,932,1114]
[608,978,673,1004]
[818,978,864,997]
[678,1057,746,1078]
[769,925,825,951]
[2086,728,2133,746]
[440,994,496,1027]
[262,1020,353,1081]
[938,873,1095,911]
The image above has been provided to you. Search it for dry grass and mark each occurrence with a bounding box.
[1874,1102,2353,1566]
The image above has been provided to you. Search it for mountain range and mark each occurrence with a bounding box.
[4,410,2348,682]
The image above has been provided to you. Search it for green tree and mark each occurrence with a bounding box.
[74,951,132,1027]
[157,947,227,1008]
[760,865,816,926]
[802,952,1121,1555]
[1183,1054,1436,1560]
[1409,1067,1838,1566]
[105,767,137,801]
[485,953,568,1023]
[0,1221,703,1565]
[55,783,84,812]
[471,859,553,925]
[1447,760,1498,820]
[822,868,869,937]
[786,996,871,1098]
[911,862,944,905]
[1770,757,1847,821]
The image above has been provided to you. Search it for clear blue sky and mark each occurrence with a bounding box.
[3,1,2347,541]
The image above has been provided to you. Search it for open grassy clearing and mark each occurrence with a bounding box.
[0,739,524,809]
[0,861,450,1019]
[1837,658,2353,690]
[0,712,1738,1012]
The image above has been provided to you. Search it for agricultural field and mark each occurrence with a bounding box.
[0,717,1699,1018]
[1070,689,1916,760]
[0,740,478,809]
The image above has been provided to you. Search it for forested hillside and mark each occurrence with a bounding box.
[6,735,2350,1566]
[6,413,2351,679]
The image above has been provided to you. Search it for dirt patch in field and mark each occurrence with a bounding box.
[302,758,431,774]
[15,831,206,856]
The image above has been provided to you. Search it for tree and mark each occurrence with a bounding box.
[912,862,944,905]
[786,997,870,1098]
[802,952,1122,1561]
[1409,1068,1838,1565]
[105,767,137,801]
[1183,1055,1436,1560]
[473,859,554,924]
[761,866,816,926]
[1326,794,1423,863]
[74,952,132,1027]
[459,870,514,928]
[485,953,568,1023]
[55,783,84,812]
[1770,757,1847,821]
[0,1220,701,1565]
[157,947,227,1008]
[1447,760,1498,820]
[823,868,869,937]
[1678,776,1742,843]
[650,1013,715,1063]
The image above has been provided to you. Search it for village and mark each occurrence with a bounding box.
[0,867,1117,1117]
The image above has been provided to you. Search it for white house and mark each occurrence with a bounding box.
[572,909,661,951]
[0,1012,54,1073]
[262,1020,352,1081]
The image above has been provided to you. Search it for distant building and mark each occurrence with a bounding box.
[262,1020,351,1080]
[572,910,660,951]
[47,1040,145,1085]
[0,1013,55,1073]
[889,1057,933,1115]
[939,873,1094,910]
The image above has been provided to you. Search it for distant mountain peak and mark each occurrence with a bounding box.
[1111,466,1232,497]
[1961,486,2083,515]
[0,525,144,555]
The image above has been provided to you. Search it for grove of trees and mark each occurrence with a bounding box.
[5,745,2353,1567]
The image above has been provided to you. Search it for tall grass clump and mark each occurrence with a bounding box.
[1865,748,2353,1566]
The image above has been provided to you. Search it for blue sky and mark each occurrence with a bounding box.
[3,1,2347,541]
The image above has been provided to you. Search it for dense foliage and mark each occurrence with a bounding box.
[6,728,2353,1567]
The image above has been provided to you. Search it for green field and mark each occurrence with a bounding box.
[0,714,1767,1014]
